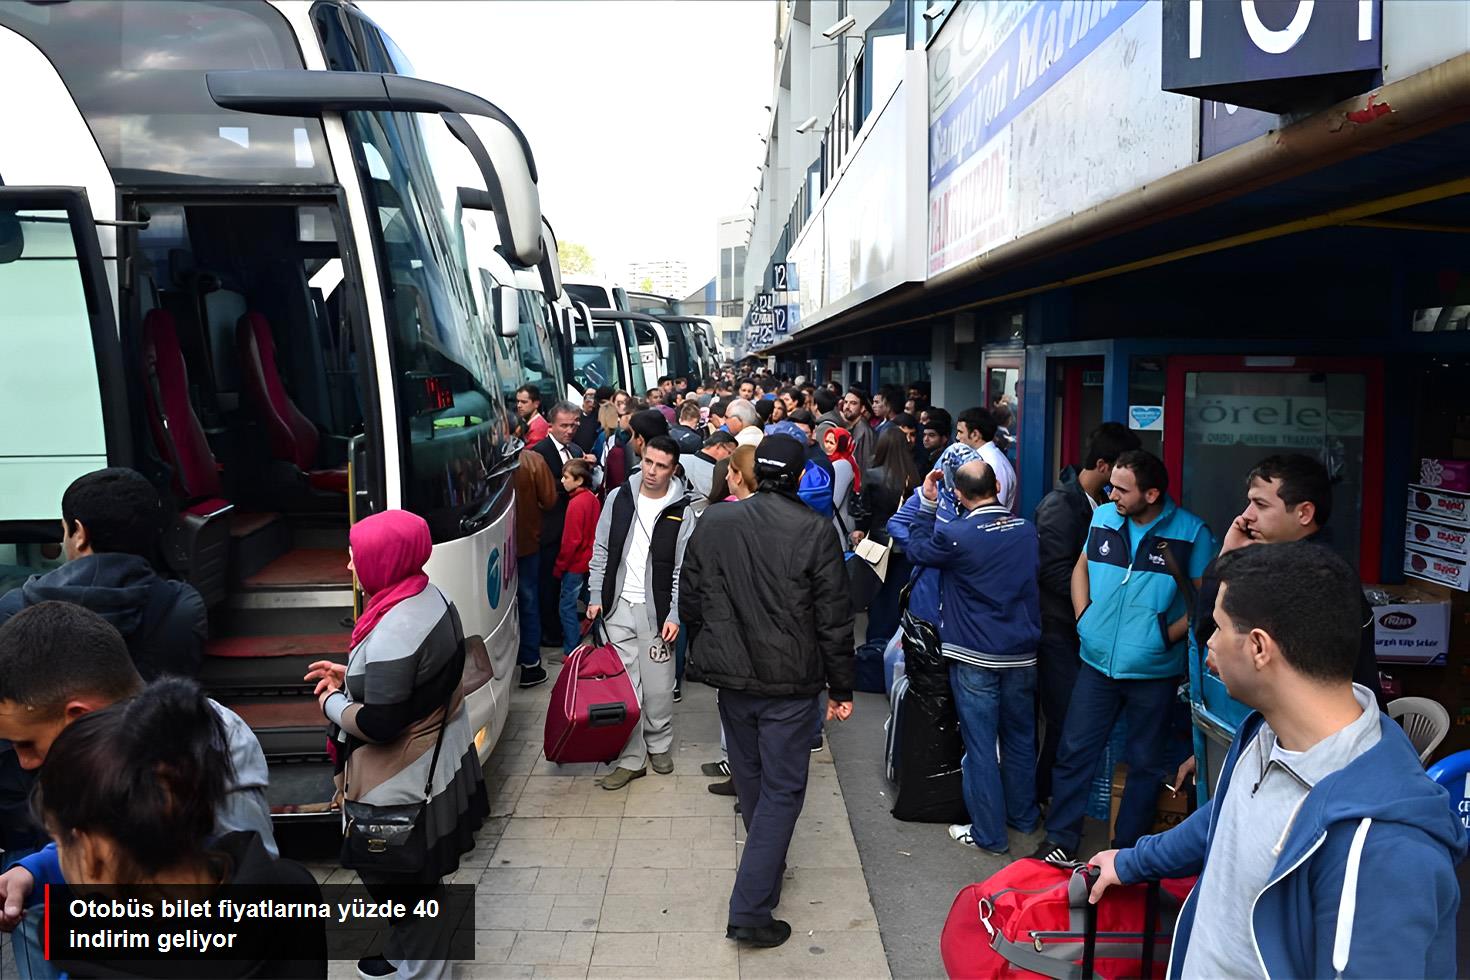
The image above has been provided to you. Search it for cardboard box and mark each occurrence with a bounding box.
[1408,485,1470,529]
[1368,585,1453,664]
[1421,459,1470,493]
[1109,767,1192,837]
[1405,546,1470,593]
[1406,518,1470,561]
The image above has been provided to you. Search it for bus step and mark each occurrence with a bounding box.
[240,548,354,590]
[221,699,330,762]
[265,761,338,823]
[202,651,323,697]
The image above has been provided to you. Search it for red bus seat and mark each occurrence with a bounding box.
[236,312,347,493]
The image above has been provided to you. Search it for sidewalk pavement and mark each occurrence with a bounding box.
[313,659,891,979]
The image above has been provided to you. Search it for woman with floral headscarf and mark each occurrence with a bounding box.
[305,510,488,980]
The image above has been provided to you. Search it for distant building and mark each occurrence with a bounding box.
[717,213,750,357]
[625,258,689,298]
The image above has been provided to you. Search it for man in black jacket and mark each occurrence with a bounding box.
[1032,423,1139,802]
[681,435,855,950]
[533,401,592,648]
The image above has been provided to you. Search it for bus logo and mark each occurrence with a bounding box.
[486,548,502,610]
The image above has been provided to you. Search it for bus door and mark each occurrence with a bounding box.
[0,187,130,585]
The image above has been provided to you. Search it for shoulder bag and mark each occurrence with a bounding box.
[340,603,466,874]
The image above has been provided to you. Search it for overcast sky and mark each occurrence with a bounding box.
[358,1,776,293]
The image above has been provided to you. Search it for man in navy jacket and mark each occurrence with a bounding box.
[1088,543,1466,978]
[905,459,1041,856]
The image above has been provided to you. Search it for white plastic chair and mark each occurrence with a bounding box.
[1388,697,1451,765]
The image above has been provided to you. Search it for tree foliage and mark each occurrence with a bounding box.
[559,241,596,274]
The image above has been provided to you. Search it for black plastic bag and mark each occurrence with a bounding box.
[890,678,969,824]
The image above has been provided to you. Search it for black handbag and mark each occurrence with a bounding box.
[340,607,465,874]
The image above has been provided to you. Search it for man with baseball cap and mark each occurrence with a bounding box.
[681,434,855,949]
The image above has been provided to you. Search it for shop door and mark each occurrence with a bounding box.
[1050,357,1105,481]
[983,351,1024,482]
[1163,356,1384,579]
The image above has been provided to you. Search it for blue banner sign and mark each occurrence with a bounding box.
[929,0,1146,191]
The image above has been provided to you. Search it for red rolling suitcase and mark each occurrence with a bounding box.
[543,619,640,764]
[940,859,1194,979]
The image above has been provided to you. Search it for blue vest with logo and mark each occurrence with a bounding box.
[1076,498,1212,680]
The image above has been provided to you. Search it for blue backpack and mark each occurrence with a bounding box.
[798,457,834,517]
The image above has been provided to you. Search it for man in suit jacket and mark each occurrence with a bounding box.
[534,400,590,648]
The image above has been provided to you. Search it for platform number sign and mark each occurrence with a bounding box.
[773,306,787,334]
[754,291,774,313]
[772,262,797,292]
[757,323,776,347]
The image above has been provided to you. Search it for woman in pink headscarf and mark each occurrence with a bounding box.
[305,510,488,980]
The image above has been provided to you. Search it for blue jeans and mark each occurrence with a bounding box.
[559,572,586,655]
[517,552,541,668]
[1044,663,1177,852]
[949,662,1039,851]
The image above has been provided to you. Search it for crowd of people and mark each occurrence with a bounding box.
[516,365,1467,970]
[0,361,1465,974]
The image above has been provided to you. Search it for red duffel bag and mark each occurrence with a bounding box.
[543,618,640,765]
[940,859,1195,979]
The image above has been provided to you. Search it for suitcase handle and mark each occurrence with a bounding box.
[581,615,609,648]
[587,702,627,727]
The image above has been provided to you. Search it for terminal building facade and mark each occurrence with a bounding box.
[744,0,1470,754]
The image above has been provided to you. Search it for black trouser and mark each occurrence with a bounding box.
[537,538,562,647]
[719,689,820,927]
[1035,623,1081,803]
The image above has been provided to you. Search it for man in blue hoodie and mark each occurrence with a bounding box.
[1088,543,1466,978]
[904,459,1041,856]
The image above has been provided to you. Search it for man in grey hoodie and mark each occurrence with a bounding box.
[587,435,698,789]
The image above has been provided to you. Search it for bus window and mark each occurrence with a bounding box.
[565,283,610,308]
[0,2,332,186]
[574,323,622,394]
[623,323,649,394]
[0,208,107,524]
[517,291,555,392]
[345,109,508,541]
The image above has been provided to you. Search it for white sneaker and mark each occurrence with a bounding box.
[948,823,1010,857]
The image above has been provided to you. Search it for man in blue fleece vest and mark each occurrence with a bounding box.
[1088,543,1466,978]
[904,460,1041,856]
[1032,450,1213,863]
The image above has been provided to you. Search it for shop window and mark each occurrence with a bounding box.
[1178,369,1366,566]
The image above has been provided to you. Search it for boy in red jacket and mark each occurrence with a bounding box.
[554,460,601,654]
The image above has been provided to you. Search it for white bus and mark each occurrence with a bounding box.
[0,0,559,822]
[565,276,672,393]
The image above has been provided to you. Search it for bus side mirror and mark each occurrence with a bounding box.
[494,285,520,338]
[538,216,562,302]
[0,213,23,264]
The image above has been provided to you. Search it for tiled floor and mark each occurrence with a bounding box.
[317,658,891,978]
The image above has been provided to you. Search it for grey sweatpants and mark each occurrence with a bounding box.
[607,599,675,771]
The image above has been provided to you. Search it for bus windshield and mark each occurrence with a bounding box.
[346,107,509,541]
